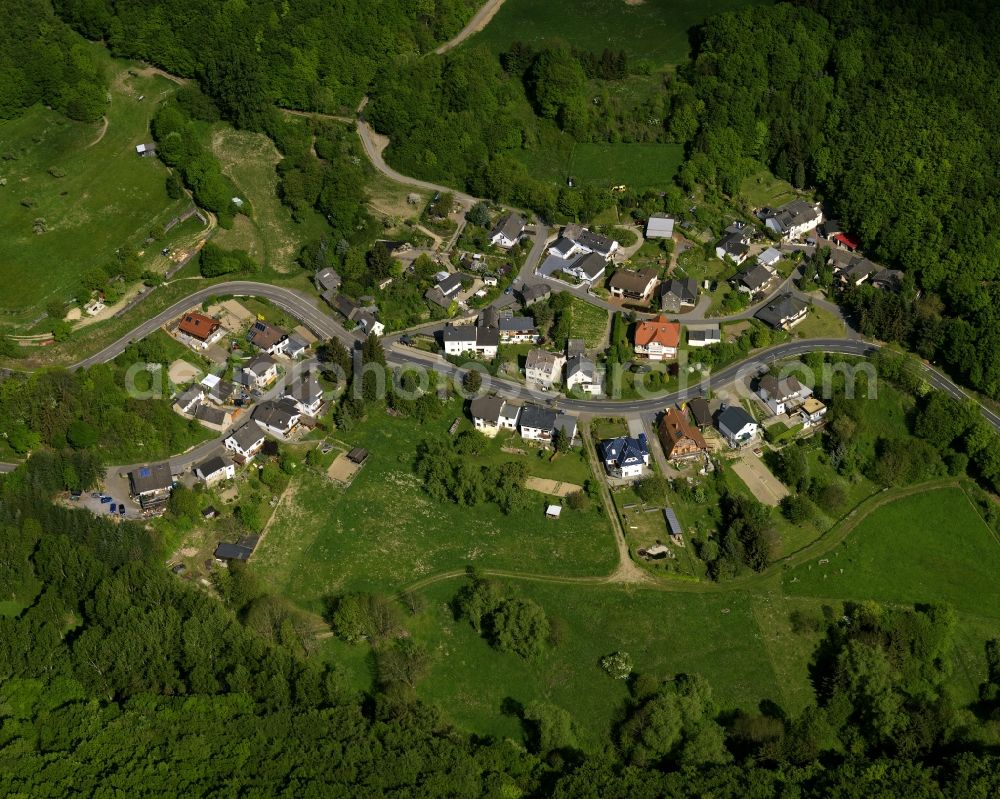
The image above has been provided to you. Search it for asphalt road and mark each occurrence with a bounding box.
[0,283,995,475]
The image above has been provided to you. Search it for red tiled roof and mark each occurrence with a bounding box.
[634,315,680,348]
[179,312,220,340]
[832,232,861,250]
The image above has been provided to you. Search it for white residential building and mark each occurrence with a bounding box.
[756,375,812,416]
[225,424,267,464]
[469,395,521,436]
[525,349,565,388]
[194,454,236,486]
[442,325,499,359]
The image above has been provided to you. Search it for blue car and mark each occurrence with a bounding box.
[109,503,116,513]
[100,495,112,504]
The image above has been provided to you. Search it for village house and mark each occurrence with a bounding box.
[127,462,173,514]
[350,308,385,337]
[253,398,301,439]
[205,377,236,405]
[716,405,759,448]
[489,212,526,249]
[764,199,823,241]
[660,277,698,313]
[548,225,619,260]
[757,247,782,269]
[756,374,812,416]
[658,407,708,461]
[225,424,266,464]
[835,256,881,287]
[561,252,608,284]
[519,404,577,444]
[135,143,157,157]
[734,263,778,296]
[645,215,675,239]
[686,325,721,348]
[174,385,205,415]
[442,325,499,359]
[755,293,809,330]
[284,373,324,416]
[565,354,600,395]
[241,355,279,389]
[469,394,521,436]
[599,434,650,479]
[634,315,681,361]
[177,312,224,350]
[496,315,539,344]
[687,397,713,429]
[283,335,309,359]
[798,397,828,427]
[247,320,289,356]
[525,348,565,388]
[214,536,260,562]
[193,403,232,431]
[609,267,659,302]
[315,267,341,304]
[715,224,752,265]
[194,454,236,486]
[520,284,551,306]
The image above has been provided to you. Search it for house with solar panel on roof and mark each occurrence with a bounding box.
[127,462,174,514]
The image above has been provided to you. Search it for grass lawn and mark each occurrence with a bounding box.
[565,296,609,349]
[0,48,189,317]
[516,141,684,191]
[793,305,847,339]
[739,167,798,209]
[408,579,784,747]
[465,0,772,64]
[612,485,706,579]
[210,125,330,272]
[253,402,618,606]
[782,486,1000,617]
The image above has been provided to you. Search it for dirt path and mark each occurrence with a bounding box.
[87,115,109,148]
[434,0,507,55]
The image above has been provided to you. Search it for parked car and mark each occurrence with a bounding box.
[109,503,117,513]
[100,495,112,504]
[119,505,126,516]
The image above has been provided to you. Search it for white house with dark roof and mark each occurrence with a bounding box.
[470,394,520,435]
[764,199,822,241]
[175,385,205,415]
[755,294,808,330]
[225,424,266,464]
[717,405,759,448]
[757,247,782,269]
[497,315,539,344]
[489,213,525,249]
[253,398,301,439]
[519,404,577,444]
[525,349,565,388]
[686,325,721,348]
[598,434,650,479]
[756,375,812,416]
[127,462,173,513]
[547,226,619,260]
[242,355,278,388]
[442,325,499,359]
[194,454,236,486]
[565,354,600,395]
[716,224,752,264]
[284,373,324,416]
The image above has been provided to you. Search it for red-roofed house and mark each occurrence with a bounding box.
[634,315,681,361]
[177,312,223,349]
[832,232,860,251]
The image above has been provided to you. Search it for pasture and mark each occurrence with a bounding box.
[782,486,1000,617]
[517,141,684,192]
[0,50,188,318]
[252,403,618,606]
[466,0,772,64]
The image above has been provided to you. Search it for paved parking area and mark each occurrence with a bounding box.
[730,451,788,506]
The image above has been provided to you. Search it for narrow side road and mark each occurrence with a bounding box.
[434,0,507,54]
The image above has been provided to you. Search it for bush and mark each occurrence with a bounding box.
[599,651,633,680]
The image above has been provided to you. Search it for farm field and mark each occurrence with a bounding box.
[465,0,772,64]
[565,296,609,349]
[516,142,684,192]
[0,49,189,318]
[782,486,1000,617]
[253,403,618,607]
